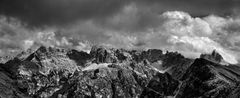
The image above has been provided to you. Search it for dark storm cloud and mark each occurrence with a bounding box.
[0,0,129,26]
[0,0,239,27]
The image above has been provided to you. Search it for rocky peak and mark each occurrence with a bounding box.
[178,58,240,97]
[200,50,223,64]
[90,45,117,63]
[129,49,163,63]
[90,45,133,63]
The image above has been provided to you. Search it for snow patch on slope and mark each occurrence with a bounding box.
[82,63,111,71]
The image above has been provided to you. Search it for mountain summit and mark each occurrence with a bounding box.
[200,50,223,63]
[0,46,239,98]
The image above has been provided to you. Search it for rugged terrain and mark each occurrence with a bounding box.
[0,46,239,98]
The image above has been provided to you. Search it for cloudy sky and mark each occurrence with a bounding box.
[0,0,240,64]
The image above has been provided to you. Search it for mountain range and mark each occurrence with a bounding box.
[0,46,240,98]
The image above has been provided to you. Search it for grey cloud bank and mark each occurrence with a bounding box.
[0,0,240,64]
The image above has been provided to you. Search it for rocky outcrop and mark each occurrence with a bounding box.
[140,72,180,97]
[161,51,193,80]
[200,50,224,64]
[0,46,239,98]
[176,58,240,98]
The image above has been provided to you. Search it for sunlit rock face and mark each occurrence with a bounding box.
[0,46,239,98]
